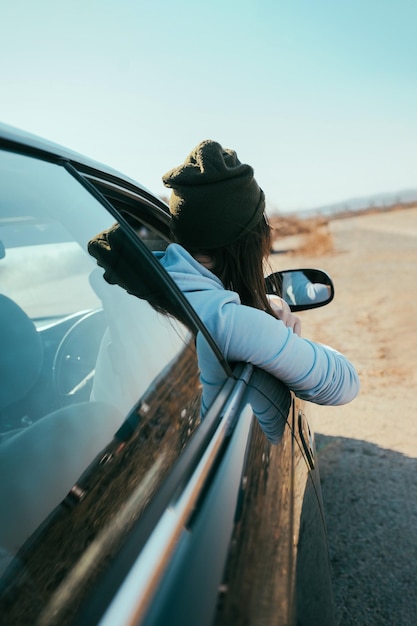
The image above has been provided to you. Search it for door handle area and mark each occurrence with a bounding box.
[298,410,315,470]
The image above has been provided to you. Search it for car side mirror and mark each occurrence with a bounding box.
[265,268,334,312]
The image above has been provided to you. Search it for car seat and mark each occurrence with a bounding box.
[0,294,44,436]
[0,293,124,555]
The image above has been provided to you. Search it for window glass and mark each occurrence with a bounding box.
[0,150,209,624]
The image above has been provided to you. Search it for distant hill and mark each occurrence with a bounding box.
[270,192,417,253]
[283,188,417,219]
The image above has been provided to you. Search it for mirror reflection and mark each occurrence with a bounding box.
[265,269,334,311]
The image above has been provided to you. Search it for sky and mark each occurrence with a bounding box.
[2,0,417,213]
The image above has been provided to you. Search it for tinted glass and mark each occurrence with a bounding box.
[0,151,210,624]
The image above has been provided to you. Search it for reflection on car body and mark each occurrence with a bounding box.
[0,124,335,625]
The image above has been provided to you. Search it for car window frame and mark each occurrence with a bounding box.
[64,160,234,378]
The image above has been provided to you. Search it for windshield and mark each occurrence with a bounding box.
[0,152,112,322]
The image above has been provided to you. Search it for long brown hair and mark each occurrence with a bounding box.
[187,215,276,317]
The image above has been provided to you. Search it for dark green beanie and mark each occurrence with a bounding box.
[162,140,265,249]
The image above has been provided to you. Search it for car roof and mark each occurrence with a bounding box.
[0,121,153,196]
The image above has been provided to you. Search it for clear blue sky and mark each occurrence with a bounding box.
[2,0,417,213]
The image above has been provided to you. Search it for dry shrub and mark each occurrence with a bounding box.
[295,223,334,256]
[270,215,334,256]
[270,214,314,237]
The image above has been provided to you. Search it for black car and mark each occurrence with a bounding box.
[0,123,335,626]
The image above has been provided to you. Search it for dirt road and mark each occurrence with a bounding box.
[271,207,417,625]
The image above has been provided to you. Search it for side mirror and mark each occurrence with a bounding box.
[265,268,334,312]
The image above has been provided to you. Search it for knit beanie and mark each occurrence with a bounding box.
[162,140,265,249]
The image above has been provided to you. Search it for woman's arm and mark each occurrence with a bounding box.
[223,303,360,406]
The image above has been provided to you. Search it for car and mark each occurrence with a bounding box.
[0,123,336,626]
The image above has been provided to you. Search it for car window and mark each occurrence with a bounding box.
[0,150,226,624]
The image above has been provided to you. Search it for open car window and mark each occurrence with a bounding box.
[0,149,228,624]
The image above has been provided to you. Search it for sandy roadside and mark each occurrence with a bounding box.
[270,207,417,625]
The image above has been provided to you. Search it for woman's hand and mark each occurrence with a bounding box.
[267,295,302,336]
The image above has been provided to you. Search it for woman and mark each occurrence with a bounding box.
[158,140,360,409]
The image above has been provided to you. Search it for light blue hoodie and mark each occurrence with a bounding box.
[157,244,360,415]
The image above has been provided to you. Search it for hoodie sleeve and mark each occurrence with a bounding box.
[219,302,360,405]
[157,244,359,406]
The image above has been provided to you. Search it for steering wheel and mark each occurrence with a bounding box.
[52,309,107,405]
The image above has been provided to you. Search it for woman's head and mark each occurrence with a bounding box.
[163,140,275,314]
[162,140,265,249]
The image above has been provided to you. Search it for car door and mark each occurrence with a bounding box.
[292,401,335,626]
[211,379,334,626]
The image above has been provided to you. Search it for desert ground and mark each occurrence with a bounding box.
[270,207,417,625]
